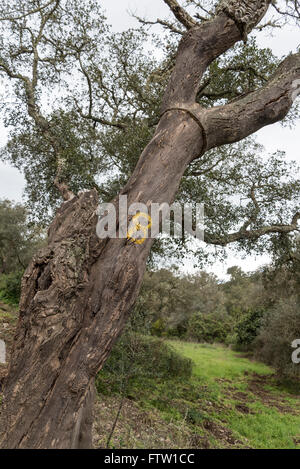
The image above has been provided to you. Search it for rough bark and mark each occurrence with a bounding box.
[0,0,299,448]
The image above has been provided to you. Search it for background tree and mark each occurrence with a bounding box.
[135,269,226,336]
[0,0,299,448]
[0,200,43,274]
[0,200,43,304]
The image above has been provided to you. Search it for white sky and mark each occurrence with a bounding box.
[0,0,299,278]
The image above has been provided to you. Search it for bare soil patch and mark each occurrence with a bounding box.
[247,373,299,415]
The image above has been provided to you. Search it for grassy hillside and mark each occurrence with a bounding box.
[170,342,300,449]
[94,341,300,449]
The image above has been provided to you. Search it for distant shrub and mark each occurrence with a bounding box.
[165,321,189,338]
[224,332,238,347]
[151,318,167,337]
[234,308,265,350]
[0,271,23,305]
[96,333,192,396]
[186,312,233,344]
[254,298,300,381]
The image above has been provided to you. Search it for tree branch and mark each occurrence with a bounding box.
[201,52,300,151]
[0,3,75,202]
[216,0,272,42]
[162,0,198,29]
[272,0,300,22]
[205,212,300,246]
[0,0,56,21]
[161,0,272,110]
[74,99,127,130]
[133,14,184,34]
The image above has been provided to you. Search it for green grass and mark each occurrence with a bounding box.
[0,307,18,326]
[227,406,300,449]
[168,341,300,449]
[169,341,272,380]
[98,339,300,449]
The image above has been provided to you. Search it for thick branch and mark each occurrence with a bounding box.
[163,0,198,29]
[201,52,300,150]
[161,0,272,109]
[216,0,271,41]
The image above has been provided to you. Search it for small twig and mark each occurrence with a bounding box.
[106,396,125,448]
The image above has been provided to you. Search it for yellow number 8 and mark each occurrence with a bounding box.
[127,212,152,245]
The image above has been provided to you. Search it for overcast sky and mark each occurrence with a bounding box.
[0,0,299,278]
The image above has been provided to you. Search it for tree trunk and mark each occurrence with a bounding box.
[0,2,299,448]
[0,113,203,448]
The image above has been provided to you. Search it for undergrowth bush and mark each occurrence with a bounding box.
[234,308,265,351]
[186,311,233,344]
[96,333,193,396]
[254,298,300,381]
[0,271,23,305]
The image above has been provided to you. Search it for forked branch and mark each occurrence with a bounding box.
[161,0,272,109]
